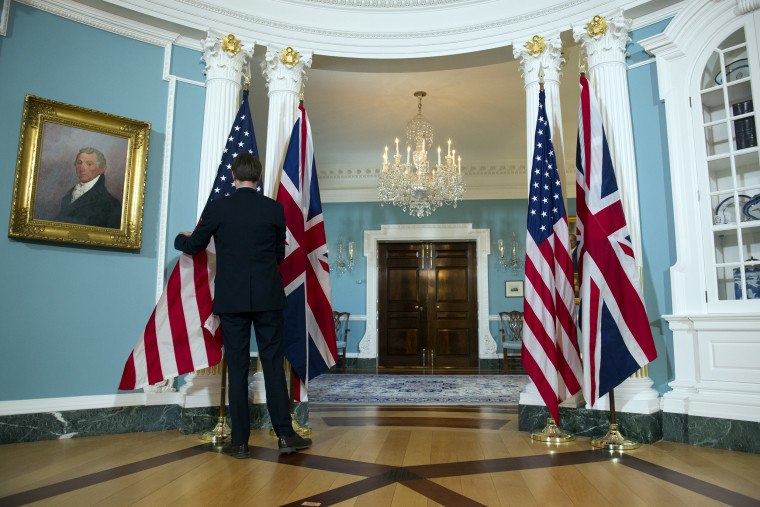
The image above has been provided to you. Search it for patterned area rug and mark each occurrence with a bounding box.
[307,374,530,405]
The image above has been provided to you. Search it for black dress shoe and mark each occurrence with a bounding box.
[221,442,250,459]
[278,433,312,455]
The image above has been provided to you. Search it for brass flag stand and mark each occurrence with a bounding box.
[590,390,640,450]
[199,358,231,445]
[531,416,576,443]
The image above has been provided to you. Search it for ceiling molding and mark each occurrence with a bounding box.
[17,0,186,47]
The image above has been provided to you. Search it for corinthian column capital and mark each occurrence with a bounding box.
[201,30,255,83]
[572,13,631,70]
[261,45,313,97]
[512,34,565,88]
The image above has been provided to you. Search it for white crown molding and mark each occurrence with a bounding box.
[99,0,657,57]
[628,0,683,30]
[279,0,481,8]
[16,0,190,47]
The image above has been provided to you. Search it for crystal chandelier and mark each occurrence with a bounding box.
[378,91,466,217]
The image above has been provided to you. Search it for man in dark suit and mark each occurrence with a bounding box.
[175,153,311,458]
[55,147,121,228]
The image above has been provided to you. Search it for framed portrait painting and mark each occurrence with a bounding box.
[8,95,150,249]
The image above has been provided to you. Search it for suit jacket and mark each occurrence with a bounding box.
[174,186,287,314]
[55,175,122,229]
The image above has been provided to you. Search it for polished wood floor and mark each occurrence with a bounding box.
[1,405,759,506]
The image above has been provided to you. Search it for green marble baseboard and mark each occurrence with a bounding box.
[519,404,663,444]
[662,412,760,453]
[0,402,309,445]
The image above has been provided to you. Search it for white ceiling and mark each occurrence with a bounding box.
[56,0,680,201]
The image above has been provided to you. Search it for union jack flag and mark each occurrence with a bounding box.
[522,89,583,424]
[575,75,657,407]
[277,104,337,400]
[119,90,259,390]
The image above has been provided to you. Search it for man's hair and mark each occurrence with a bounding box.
[231,153,262,183]
[77,147,107,169]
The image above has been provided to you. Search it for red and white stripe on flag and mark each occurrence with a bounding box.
[522,89,583,424]
[119,246,222,390]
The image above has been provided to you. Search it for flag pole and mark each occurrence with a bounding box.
[199,359,231,445]
[578,52,639,450]
[201,74,255,447]
[529,62,575,444]
[293,84,311,439]
[590,389,640,450]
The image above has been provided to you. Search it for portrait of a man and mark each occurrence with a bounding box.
[54,147,122,228]
[33,122,127,230]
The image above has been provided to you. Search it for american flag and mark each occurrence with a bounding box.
[575,75,657,407]
[119,90,259,390]
[522,89,584,424]
[277,104,337,401]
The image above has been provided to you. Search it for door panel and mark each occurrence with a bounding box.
[378,243,426,367]
[378,241,477,370]
[428,242,477,368]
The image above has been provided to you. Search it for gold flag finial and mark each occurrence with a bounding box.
[221,34,241,55]
[280,47,300,66]
[538,63,545,89]
[586,15,607,38]
[526,35,546,55]
[579,50,587,75]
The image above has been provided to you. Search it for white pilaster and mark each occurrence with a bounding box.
[513,35,566,191]
[573,13,643,267]
[197,30,255,218]
[260,45,313,199]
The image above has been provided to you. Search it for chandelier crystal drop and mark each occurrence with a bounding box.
[378,91,465,217]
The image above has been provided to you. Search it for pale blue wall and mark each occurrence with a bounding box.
[0,4,205,400]
[628,19,675,393]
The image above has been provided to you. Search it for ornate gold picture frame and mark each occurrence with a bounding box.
[8,95,150,249]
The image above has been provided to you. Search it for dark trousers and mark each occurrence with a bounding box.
[219,310,293,445]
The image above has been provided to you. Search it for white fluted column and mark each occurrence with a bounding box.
[513,36,585,412]
[196,31,255,218]
[513,35,566,192]
[261,45,313,199]
[177,32,253,404]
[574,14,659,414]
[573,13,642,267]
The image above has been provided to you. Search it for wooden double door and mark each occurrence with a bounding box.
[378,241,478,370]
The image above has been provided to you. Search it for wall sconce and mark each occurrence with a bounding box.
[330,239,355,277]
[497,233,523,275]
